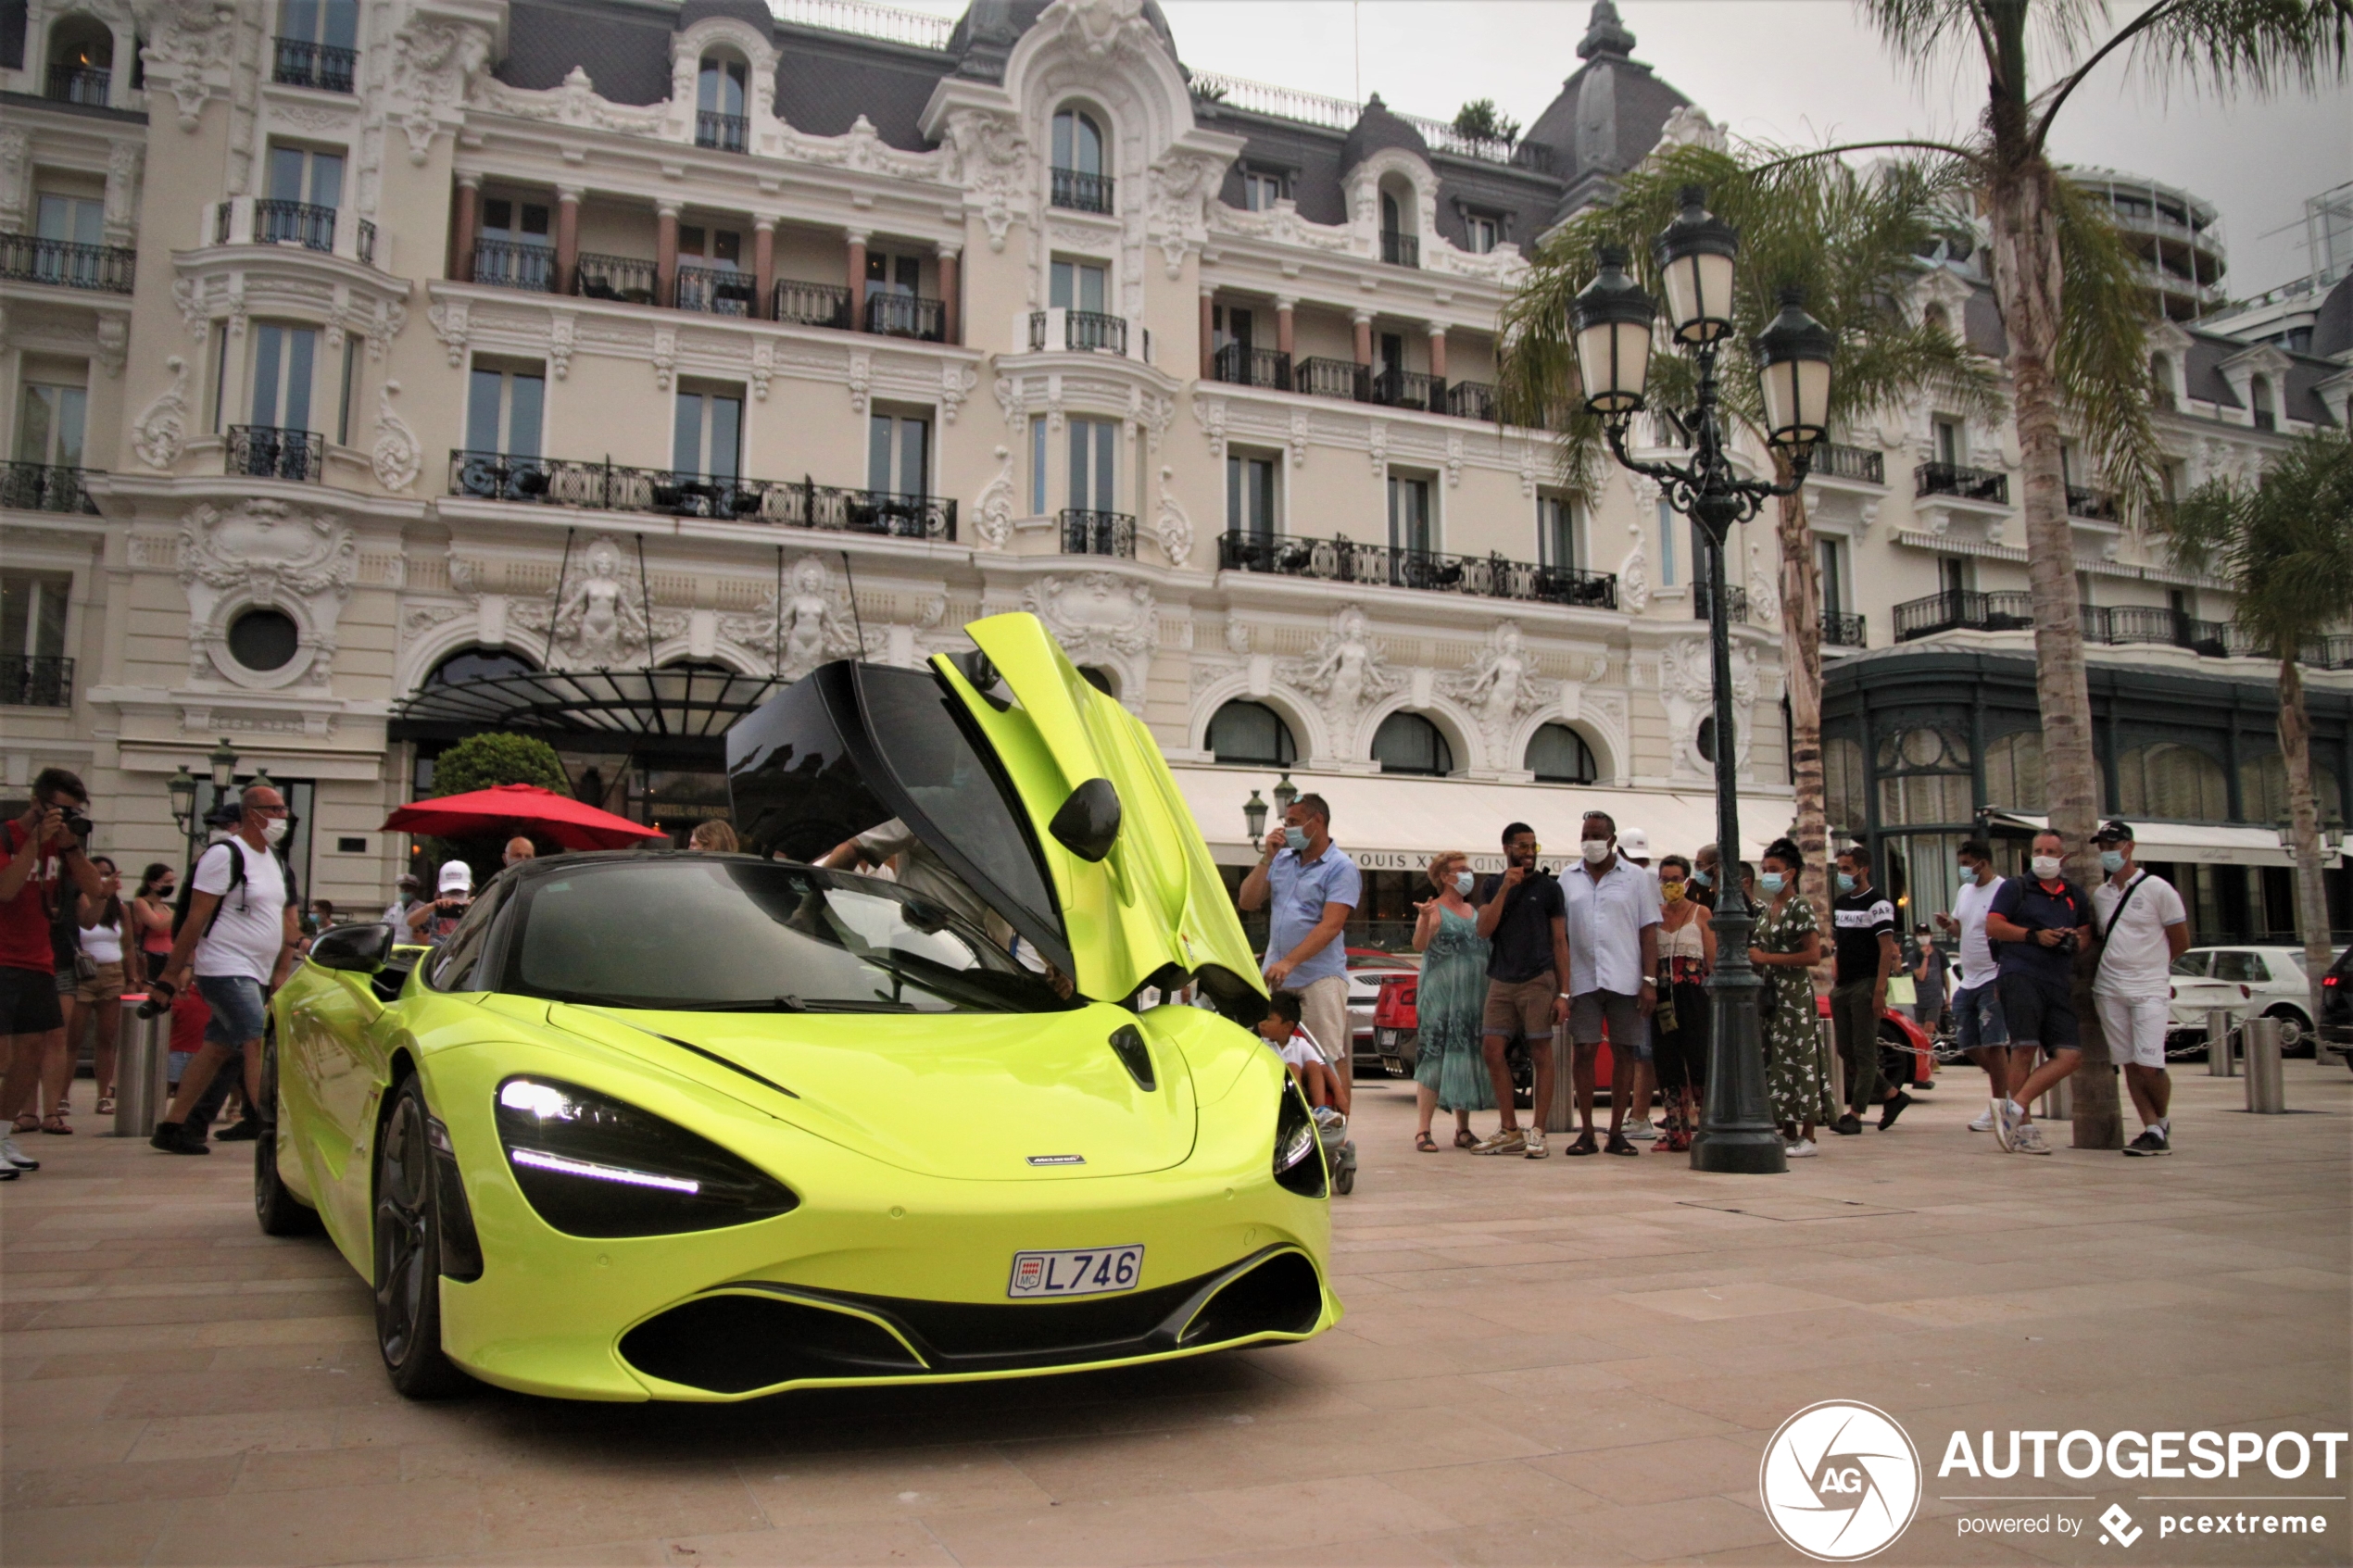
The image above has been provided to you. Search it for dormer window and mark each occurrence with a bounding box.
[1463,212,1500,255]
[2149,353,2174,409]
[1241,169,1287,211]
[697,54,749,153]
[45,15,113,106]
[2251,376,2276,431]
[1379,190,1417,269]
[1051,109,1112,214]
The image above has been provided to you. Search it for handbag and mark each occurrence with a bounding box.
[1886,974,1917,1008]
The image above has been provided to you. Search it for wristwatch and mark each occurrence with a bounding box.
[1640,976,1656,987]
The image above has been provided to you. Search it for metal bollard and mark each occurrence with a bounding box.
[112,1007,170,1139]
[2244,1015,2286,1114]
[1543,1024,1577,1134]
[2206,1009,2238,1076]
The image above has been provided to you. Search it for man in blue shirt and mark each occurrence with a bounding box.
[1239,792,1360,1116]
[1983,829,2094,1155]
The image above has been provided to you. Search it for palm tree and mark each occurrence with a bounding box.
[2163,430,2353,1035]
[1499,142,1998,936]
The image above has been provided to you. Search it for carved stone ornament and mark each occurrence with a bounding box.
[1278,604,1402,735]
[427,298,470,367]
[138,0,239,131]
[1660,635,1757,779]
[1153,466,1192,566]
[1021,571,1156,710]
[940,361,977,423]
[388,18,491,165]
[132,355,192,470]
[1437,621,1558,753]
[942,107,1031,254]
[1191,395,1227,460]
[847,350,873,415]
[177,499,357,692]
[544,535,652,667]
[974,445,1016,550]
[651,327,678,391]
[720,555,864,679]
[547,310,577,380]
[371,381,422,492]
[1746,540,1781,627]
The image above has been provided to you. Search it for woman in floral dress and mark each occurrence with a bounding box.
[1751,837,1829,1158]
[1409,850,1493,1151]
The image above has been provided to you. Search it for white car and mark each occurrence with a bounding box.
[2168,947,2320,1052]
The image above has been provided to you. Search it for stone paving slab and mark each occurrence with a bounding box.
[2,1060,2346,1566]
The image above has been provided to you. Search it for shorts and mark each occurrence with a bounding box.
[1996,969,2079,1055]
[1482,972,1559,1040]
[1293,974,1349,1068]
[0,964,64,1035]
[1952,982,2007,1052]
[2095,992,2169,1070]
[75,960,126,1006]
[1570,988,1645,1055]
[168,1049,194,1087]
[195,974,270,1047]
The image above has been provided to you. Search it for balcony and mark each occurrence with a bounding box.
[0,462,100,514]
[1445,381,1498,421]
[1293,357,1364,402]
[695,111,749,153]
[1211,343,1290,391]
[256,199,337,253]
[227,425,325,483]
[865,292,946,341]
[0,655,73,709]
[1218,532,1618,610]
[1061,509,1136,558]
[774,279,852,329]
[1365,368,1443,413]
[2066,484,2118,521]
[46,66,108,105]
[272,37,357,93]
[573,251,657,305]
[675,263,756,317]
[0,233,134,293]
[447,452,954,538]
[1915,461,2008,504]
[1379,232,1419,269]
[1894,589,2041,640]
[473,238,557,293]
[1693,581,1748,623]
[1026,308,1126,355]
[1820,609,1868,647]
[1050,168,1114,215]
[1811,443,1884,484]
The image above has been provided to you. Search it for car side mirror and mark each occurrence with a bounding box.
[310,922,394,974]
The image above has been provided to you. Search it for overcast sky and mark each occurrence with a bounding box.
[883,0,2352,295]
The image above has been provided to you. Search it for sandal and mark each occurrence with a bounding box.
[1453,1127,1478,1150]
[95,1096,116,1116]
[40,1112,70,1135]
[1415,1132,1441,1153]
[1562,1132,1599,1157]
[12,1114,37,1135]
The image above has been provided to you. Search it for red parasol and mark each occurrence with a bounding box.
[382,783,668,851]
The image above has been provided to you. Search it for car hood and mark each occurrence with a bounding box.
[548,1001,1199,1181]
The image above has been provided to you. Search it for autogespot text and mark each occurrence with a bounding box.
[1938,1429,2349,1481]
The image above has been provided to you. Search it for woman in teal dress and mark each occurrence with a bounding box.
[1750,837,1830,1158]
[1410,850,1493,1151]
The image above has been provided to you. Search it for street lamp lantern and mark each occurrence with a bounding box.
[167,765,196,831]
[1243,790,1268,843]
[1755,286,1836,450]
[1271,772,1298,818]
[208,738,239,792]
[1652,185,1740,346]
[1569,245,1656,417]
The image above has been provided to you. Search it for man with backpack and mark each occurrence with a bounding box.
[147,784,302,1155]
[0,770,107,1177]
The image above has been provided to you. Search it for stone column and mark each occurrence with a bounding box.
[1352,308,1374,368]
[452,173,481,283]
[846,229,869,331]
[1275,295,1295,360]
[937,243,962,345]
[555,185,582,296]
[655,200,681,308]
[1427,322,1448,383]
[1200,287,1216,378]
[753,217,776,321]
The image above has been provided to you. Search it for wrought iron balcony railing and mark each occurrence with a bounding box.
[228,426,325,483]
[272,37,357,92]
[446,451,955,539]
[1293,357,1365,401]
[1365,368,1443,412]
[1811,443,1884,484]
[1693,580,1748,623]
[1050,168,1114,214]
[1915,461,2008,504]
[1217,532,1619,610]
[0,233,134,293]
[695,111,749,153]
[1211,344,1290,390]
[1820,608,1868,647]
[356,219,376,266]
[773,279,851,329]
[256,199,337,253]
[0,461,100,514]
[2066,484,2119,521]
[1379,232,1419,268]
[1060,509,1136,558]
[675,264,756,317]
[1027,309,1126,353]
[47,66,108,105]
[0,655,73,709]
[1445,381,1498,421]
[473,238,557,292]
[864,291,946,341]
[573,251,657,305]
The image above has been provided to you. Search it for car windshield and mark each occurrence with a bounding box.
[502,859,1071,1014]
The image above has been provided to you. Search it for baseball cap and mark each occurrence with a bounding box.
[2091,819,2135,845]
[1617,827,1651,859]
[436,859,473,895]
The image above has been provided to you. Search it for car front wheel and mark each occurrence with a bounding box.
[254,1027,321,1237]
[372,1074,471,1399]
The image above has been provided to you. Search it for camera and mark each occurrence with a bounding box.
[61,808,93,839]
[135,984,175,1020]
[2051,929,2081,957]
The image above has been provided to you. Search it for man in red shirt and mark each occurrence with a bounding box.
[0,770,107,1177]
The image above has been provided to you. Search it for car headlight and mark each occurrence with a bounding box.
[1271,1077,1327,1198]
[494,1076,799,1237]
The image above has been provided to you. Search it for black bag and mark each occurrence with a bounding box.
[173,838,301,944]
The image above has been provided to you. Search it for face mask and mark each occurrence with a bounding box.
[262,817,288,847]
[1661,882,1686,904]
[1759,872,1786,896]
[2032,855,2063,881]
[1835,872,1856,895]
[1690,869,1712,888]
[1580,838,1611,864]
[1957,861,1977,883]
[1283,826,1309,853]
[1452,871,1475,897]
[2099,849,2126,874]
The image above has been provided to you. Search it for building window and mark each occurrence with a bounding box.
[672,384,742,481]
[1537,494,1579,571]
[869,409,930,498]
[1380,191,1403,237]
[1939,556,1972,596]
[2242,753,2347,828]
[1463,213,1500,254]
[1817,536,1847,614]
[1049,257,1108,313]
[1526,723,1596,784]
[279,2,358,49]
[428,646,537,685]
[2149,353,2175,408]
[15,381,87,468]
[1068,418,1117,512]
[1,573,70,663]
[1028,414,1048,514]
[481,195,551,254]
[1373,711,1453,776]
[1932,416,1966,466]
[1696,716,1718,763]
[267,144,344,209]
[227,608,301,672]
[1227,451,1277,540]
[1876,726,1973,827]
[867,250,920,295]
[1656,498,1677,586]
[250,322,321,432]
[1208,700,1296,766]
[681,223,743,270]
[1823,735,1868,834]
[35,192,104,248]
[466,362,545,458]
[2250,377,2276,431]
[1051,108,1104,176]
[2116,741,2229,821]
[1388,472,1432,556]
[1241,169,1286,211]
[336,334,361,445]
[698,53,748,116]
[45,15,112,104]
[1983,729,2045,812]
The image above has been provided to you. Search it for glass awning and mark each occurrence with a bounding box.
[388,668,788,743]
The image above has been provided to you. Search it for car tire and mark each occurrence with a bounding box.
[372,1074,472,1400]
[2262,1008,2311,1056]
[254,1028,321,1238]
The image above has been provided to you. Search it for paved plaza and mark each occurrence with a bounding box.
[2,1061,2347,1567]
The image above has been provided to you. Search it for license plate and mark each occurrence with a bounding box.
[1007,1244,1143,1298]
[1377,1029,1398,1047]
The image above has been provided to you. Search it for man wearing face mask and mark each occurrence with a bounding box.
[1558,811,1660,1158]
[1687,844,1720,911]
[1830,846,1909,1134]
[1239,794,1359,1116]
[1466,822,1571,1157]
[2087,821,2190,1156]
[1982,829,2093,1154]
[1936,839,2011,1131]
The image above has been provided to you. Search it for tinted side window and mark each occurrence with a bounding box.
[2169,952,2210,978]
[2212,951,2256,984]
[426,884,507,992]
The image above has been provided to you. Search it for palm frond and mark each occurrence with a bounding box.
[2128,0,2353,95]
[2157,431,2353,656]
[2048,176,2168,526]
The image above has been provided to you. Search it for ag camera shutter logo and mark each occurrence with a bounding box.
[1761,1400,1923,1561]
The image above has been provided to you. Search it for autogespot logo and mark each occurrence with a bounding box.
[1761,1401,1924,1562]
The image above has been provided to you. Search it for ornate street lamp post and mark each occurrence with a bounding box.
[1243,789,1269,843]
[1570,187,1834,1174]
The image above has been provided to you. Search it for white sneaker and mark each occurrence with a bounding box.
[0,1135,39,1171]
[2013,1123,2052,1155]
[1522,1127,1549,1160]
[1624,1118,1656,1141]
[1993,1098,2022,1153]
[1785,1137,1818,1159]
[1969,1106,1995,1133]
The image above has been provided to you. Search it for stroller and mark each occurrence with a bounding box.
[1315,1104,1357,1196]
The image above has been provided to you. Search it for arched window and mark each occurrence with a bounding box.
[427,646,538,686]
[1876,725,1973,826]
[2240,753,2347,828]
[1983,729,2045,812]
[1380,191,1403,236]
[1372,711,1453,776]
[2117,741,2228,821]
[1525,722,1596,784]
[1051,108,1103,175]
[1208,700,1294,766]
[696,52,749,151]
[1076,665,1116,696]
[660,659,733,674]
[46,14,113,104]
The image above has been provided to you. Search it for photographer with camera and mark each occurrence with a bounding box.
[0,770,107,1176]
[405,860,473,945]
[1982,829,2094,1155]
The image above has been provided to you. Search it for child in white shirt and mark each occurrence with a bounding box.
[1255,987,1347,1110]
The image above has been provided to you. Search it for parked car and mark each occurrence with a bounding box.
[1815,992,1937,1090]
[2167,946,2326,1056]
[1345,949,1416,1076]
[2321,946,2353,1065]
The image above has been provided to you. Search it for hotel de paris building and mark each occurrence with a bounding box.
[6,0,2348,945]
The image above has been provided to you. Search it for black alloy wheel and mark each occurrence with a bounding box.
[253,1026,321,1236]
[372,1075,470,1399]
